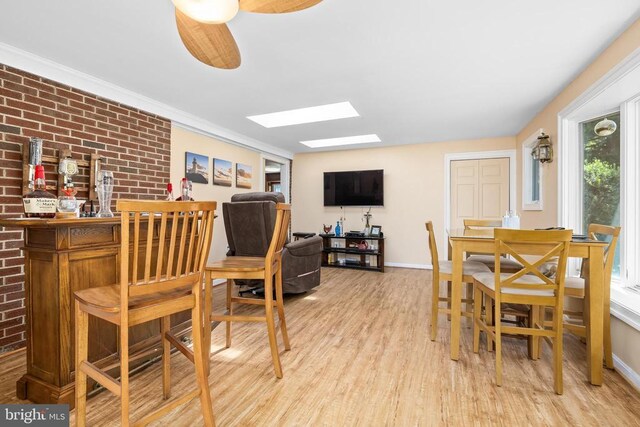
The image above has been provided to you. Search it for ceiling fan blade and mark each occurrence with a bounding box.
[239,0,322,14]
[175,9,241,69]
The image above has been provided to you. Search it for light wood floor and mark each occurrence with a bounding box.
[1,268,640,426]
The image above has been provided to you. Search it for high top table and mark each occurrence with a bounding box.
[0,216,193,407]
[447,228,607,386]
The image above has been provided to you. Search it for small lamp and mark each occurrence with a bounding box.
[532,132,553,163]
[531,145,540,161]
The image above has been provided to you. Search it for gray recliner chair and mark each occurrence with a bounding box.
[223,192,322,294]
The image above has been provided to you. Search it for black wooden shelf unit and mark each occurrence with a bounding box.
[320,235,385,273]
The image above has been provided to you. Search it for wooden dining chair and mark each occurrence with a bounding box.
[425,221,491,341]
[463,219,530,328]
[561,224,620,369]
[472,228,572,394]
[74,200,217,427]
[463,219,503,228]
[463,219,524,273]
[204,203,291,379]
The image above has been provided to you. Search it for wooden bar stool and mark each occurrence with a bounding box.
[204,203,291,378]
[472,229,572,394]
[464,219,532,329]
[74,200,217,427]
[463,219,524,273]
[561,223,620,369]
[425,221,491,341]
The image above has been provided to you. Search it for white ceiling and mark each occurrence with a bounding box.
[1,0,639,155]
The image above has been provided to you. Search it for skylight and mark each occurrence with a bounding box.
[299,134,381,148]
[247,102,359,128]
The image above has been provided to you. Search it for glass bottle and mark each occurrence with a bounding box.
[23,165,57,218]
[512,211,521,229]
[27,137,43,192]
[176,178,194,201]
[165,183,174,201]
[502,211,510,228]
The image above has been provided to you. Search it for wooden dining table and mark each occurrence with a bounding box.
[447,228,607,386]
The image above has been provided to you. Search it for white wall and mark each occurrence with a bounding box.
[170,125,261,262]
[291,136,516,267]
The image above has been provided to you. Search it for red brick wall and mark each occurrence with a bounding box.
[0,64,171,352]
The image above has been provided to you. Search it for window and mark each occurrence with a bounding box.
[580,113,621,276]
[559,56,640,294]
[522,130,544,211]
[581,113,621,230]
[531,161,540,202]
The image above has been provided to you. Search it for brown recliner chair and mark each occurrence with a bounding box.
[223,192,322,294]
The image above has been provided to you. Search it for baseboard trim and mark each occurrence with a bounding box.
[0,346,25,360]
[613,353,640,392]
[384,262,432,270]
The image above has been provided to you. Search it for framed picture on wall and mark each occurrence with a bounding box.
[185,152,209,184]
[213,158,232,187]
[236,163,252,189]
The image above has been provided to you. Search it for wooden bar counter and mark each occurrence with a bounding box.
[0,216,192,407]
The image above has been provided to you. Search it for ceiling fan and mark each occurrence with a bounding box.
[173,0,323,69]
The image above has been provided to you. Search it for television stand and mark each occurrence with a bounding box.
[320,235,385,273]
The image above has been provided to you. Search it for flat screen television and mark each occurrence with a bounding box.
[324,169,384,207]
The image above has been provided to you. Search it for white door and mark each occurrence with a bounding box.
[450,158,510,230]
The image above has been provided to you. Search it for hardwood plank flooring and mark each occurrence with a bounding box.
[1,267,639,425]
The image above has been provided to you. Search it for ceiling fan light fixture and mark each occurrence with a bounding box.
[172,0,239,24]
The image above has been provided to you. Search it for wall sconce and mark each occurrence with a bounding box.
[531,132,553,163]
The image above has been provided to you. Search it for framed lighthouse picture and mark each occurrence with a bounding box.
[185,152,209,184]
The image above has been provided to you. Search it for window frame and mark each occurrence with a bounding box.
[558,48,640,328]
[620,95,640,289]
[522,129,544,211]
[578,109,621,234]
[560,107,637,283]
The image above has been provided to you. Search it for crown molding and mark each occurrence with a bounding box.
[0,42,293,159]
[558,46,640,119]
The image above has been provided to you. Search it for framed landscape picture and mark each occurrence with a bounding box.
[236,163,252,189]
[185,152,209,184]
[213,158,232,187]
